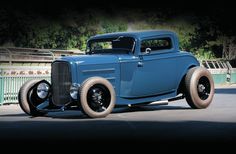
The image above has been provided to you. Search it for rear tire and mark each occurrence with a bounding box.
[185,67,214,109]
[79,77,115,118]
[18,79,46,116]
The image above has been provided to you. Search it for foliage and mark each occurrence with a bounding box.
[0,8,233,60]
[126,18,197,52]
[100,19,127,34]
[193,48,216,60]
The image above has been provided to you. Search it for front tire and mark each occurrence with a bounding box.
[79,77,116,118]
[18,79,46,116]
[185,67,214,109]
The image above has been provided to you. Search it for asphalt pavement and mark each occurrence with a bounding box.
[1,85,236,147]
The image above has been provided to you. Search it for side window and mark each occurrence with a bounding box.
[141,37,172,53]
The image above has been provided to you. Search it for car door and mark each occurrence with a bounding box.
[120,35,178,98]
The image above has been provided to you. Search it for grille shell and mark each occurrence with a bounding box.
[51,61,72,106]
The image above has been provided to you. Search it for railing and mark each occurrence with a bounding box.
[0,75,50,105]
[0,47,84,105]
[0,66,51,76]
[0,47,84,64]
[200,60,236,84]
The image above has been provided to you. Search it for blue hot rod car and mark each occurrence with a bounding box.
[18,30,214,118]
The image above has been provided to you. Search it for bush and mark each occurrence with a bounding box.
[194,48,216,60]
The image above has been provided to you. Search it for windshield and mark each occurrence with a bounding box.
[87,36,135,54]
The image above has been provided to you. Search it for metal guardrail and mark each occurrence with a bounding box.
[0,75,50,105]
[0,47,84,105]
[201,60,236,84]
[0,66,51,76]
[0,47,84,64]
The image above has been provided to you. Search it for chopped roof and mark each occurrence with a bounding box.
[89,30,176,40]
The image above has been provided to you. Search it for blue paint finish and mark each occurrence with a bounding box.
[117,90,176,105]
[78,63,120,95]
[59,54,119,65]
[52,30,199,106]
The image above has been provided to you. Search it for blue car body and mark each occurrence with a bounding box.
[54,30,199,106]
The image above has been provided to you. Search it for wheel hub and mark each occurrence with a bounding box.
[197,76,211,100]
[198,84,205,93]
[92,89,103,104]
[87,84,111,113]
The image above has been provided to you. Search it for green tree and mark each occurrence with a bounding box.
[100,19,127,33]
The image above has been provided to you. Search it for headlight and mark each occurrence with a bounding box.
[37,82,49,99]
[70,83,80,100]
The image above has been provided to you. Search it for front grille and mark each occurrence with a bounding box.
[51,61,71,106]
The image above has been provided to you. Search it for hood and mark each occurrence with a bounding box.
[58,54,120,65]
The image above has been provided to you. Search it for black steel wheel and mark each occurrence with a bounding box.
[185,67,214,109]
[197,76,211,100]
[87,84,111,112]
[80,77,115,118]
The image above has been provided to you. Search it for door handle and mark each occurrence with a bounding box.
[138,61,143,67]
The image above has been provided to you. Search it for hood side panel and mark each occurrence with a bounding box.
[59,54,119,65]
[77,63,120,96]
[56,54,122,96]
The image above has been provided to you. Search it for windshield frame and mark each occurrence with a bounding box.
[86,36,136,55]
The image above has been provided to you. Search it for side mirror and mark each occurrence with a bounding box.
[145,48,151,54]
